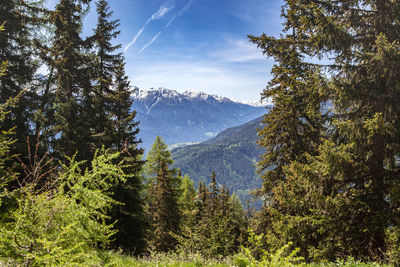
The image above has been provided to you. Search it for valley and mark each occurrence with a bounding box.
[131,88,266,151]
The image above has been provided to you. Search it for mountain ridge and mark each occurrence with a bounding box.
[131,87,268,151]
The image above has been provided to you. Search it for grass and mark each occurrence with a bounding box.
[97,251,391,267]
[99,251,231,266]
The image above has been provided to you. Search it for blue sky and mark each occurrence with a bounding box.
[48,0,284,101]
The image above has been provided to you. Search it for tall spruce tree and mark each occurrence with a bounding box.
[92,0,145,253]
[180,173,196,208]
[107,60,146,254]
[251,0,400,261]
[249,31,328,259]
[48,0,94,162]
[0,24,17,221]
[0,0,39,160]
[178,171,247,257]
[109,60,141,152]
[145,136,181,252]
[92,0,120,148]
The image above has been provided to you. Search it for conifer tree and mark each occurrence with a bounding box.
[92,0,121,148]
[0,0,39,159]
[180,174,196,208]
[145,136,181,252]
[251,0,400,261]
[107,59,146,254]
[249,29,328,259]
[91,0,145,253]
[145,136,175,177]
[109,60,140,152]
[178,171,247,257]
[0,32,17,220]
[47,0,94,162]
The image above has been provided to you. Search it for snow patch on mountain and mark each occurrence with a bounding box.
[132,87,267,107]
[232,98,272,107]
[130,87,267,151]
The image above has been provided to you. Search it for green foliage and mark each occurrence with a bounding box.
[146,136,175,176]
[145,136,182,252]
[180,174,196,207]
[47,0,95,163]
[171,117,264,205]
[99,250,389,267]
[0,21,6,75]
[0,95,19,219]
[97,250,233,267]
[92,0,146,254]
[0,149,126,266]
[91,0,123,149]
[0,0,40,163]
[234,229,305,267]
[385,226,400,264]
[178,173,247,257]
[251,0,400,262]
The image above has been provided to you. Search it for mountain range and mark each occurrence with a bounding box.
[171,116,267,203]
[131,88,266,151]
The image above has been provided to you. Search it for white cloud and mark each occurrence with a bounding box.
[209,38,266,63]
[124,27,145,53]
[125,59,271,102]
[181,0,195,13]
[166,14,177,28]
[139,31,163,54]
[149,6,172,21]
[166,0,194,28]
[135,0,195,53]
[124,2,174,53]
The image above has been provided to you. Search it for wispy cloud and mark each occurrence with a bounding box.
[138,0,195,54]
[209,38,265,63]
[166,14,177,28]
[149,6,172,21]
[139,31,163,54]
[166,0,194,28]
[124,27,145,53]
[126,59,270,102]
[124,2,174,53]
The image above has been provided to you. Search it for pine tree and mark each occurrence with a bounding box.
[178,171,247,257]
[251,0,400,261]
[92,0,146,253]
[107,61,146,253]
[145,136,181,252]
[47,0,94,162]
[249,31,328,259]
[180,174,196,208]
[92,0,121,148]
[0,0,39,160]
[109,60,140,152]
[145,136,175,177]
[0,29,18,220]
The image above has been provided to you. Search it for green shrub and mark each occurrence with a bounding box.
[0,149,126,266]
[233,228,305,267]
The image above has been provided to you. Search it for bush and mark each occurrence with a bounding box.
[233,229,305,267]
[0,149,126,266]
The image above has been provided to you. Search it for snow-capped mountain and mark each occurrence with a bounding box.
[232,99,266,107]
[131,88,268,151]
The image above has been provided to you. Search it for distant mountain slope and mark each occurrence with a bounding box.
[171,116,267,202]
[131,88,266,151]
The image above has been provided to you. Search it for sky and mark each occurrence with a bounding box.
[47,0,284,101]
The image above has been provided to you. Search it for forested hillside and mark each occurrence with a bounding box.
[171,116,265,202]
